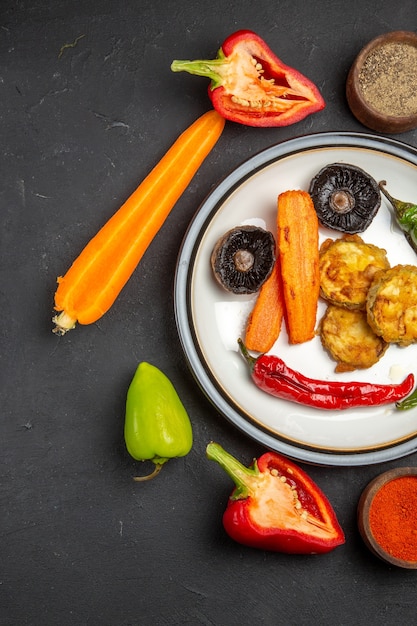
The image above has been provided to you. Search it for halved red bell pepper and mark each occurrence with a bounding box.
[171,30,325,127]
[206,442,345,554]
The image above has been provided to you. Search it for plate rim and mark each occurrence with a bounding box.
[174,131,417,467]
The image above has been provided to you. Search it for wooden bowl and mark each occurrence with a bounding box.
[346,31,417,133]
[358,467,417,568]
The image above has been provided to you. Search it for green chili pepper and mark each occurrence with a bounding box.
[124,362,193,481]
[379,181,417,254]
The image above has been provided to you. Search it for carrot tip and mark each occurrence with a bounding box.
[52,311,77,335]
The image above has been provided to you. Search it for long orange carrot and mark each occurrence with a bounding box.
[53,110,225,334]
[277,189,319,344]
[245,258,285,353]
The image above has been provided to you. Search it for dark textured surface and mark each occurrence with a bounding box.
[2,2,417,624]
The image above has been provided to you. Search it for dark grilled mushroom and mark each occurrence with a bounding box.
[309,163,381,233]
[211,225,275,294]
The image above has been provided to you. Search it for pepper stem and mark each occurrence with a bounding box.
[379,180,396,206]
[132,462,165,482]
[237,338,258,370]
[206,442,259,499]
[379,180,415,220]
[396,387,417,411]
[171,53,228,90]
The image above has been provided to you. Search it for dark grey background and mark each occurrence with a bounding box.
[2,1,417,624]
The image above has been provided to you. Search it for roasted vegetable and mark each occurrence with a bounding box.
[238,339,414,410]
[309,163,381,233]
[277,190,320,344]
[319,234,390,310]
[245,258,285,353]
[366,264,417,346]
[171,30,325,127]
[52,110,225,334]
[206,442,345,554]
[379,181,417,254]
[211,226,275,294]
[320,305,388,372]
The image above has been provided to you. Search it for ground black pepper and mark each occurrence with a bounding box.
[358,42,417,117]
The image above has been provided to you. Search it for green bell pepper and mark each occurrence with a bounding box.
[124,362,193,481]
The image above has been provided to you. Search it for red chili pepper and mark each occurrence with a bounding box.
[238,339,415,410]
[206,442,345,554]
[171,30,325,127]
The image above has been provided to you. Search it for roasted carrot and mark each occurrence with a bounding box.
[245,258,285,353]
[53,110,225,334]
[277,190,319,344]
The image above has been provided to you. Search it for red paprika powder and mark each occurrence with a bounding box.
[369,475,417,562]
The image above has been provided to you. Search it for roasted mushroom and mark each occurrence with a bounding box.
[211,225,275,294]
[309,163,381,233]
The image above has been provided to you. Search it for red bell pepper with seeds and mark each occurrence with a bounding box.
[171,30,325,127]
[206,442,345,554]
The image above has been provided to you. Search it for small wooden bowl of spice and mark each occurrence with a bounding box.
[346,31,417,133]
[358,467,417,568]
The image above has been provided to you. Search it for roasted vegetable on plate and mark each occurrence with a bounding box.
[366,264,417,346]
[309,163,381,233]
[379,181,417,254]
[318,234,390,310]
[319,305,388,372]
[211,226,276,294]
[238,339,414,410]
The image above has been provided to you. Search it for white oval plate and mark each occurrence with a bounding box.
[174,132,417,466]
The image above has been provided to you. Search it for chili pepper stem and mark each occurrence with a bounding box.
[396,387,417,410]
[206,442,260,499]
[132,462,165,482]
[379,180,416,221]
[237,338,257,370]
[379,180,396,206]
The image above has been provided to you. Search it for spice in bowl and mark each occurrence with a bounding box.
[359,43,417,117]
[346,31,417,133]
[358,467,417,568]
